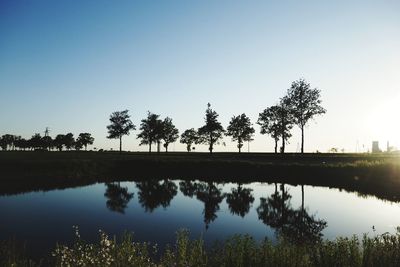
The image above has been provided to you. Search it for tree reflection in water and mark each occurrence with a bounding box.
[179,180,199,198]
[226,183,255,217]
[104,182,134,214]
[136,179,177,212]
[257,183,327,244]
[195,181,225,230]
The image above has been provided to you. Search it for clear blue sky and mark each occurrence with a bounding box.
[1,0,400,152]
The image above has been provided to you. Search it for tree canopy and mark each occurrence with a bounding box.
[226,113,255,153]
[286,78,326,153]
[161,117,179,152]
[197,103,225,153]
[180,128,199,152]
[107,110,135,152]
[137,112,164,152]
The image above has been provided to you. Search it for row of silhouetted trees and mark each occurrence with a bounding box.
[0,132,94,151]
[107,79,326,153]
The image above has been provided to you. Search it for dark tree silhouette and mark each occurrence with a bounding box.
[1,134,15,150]
[104,182,134,214]
[197,103,225,153]
[74,138,84,151]
[196,181,225,229]
[41,135,53,150]
[63,133,75,151]
[136,179,178,212]
[179,180,199,197]
[14,137,28,151]
[76,133,94,151]
[107,110,135,153]
[226,183,255,217]
[226,113,255,153]
[286,79,326,153]
[161,117,179,152]
[258,106,286,153]
[0,136,7,150]
[54,134,65,151]
[282,206,327,245]
[137,112,163,153]
[180,128,199,152]
[257,184,293,232]
[277,98,294,153]
[30,133,42,150]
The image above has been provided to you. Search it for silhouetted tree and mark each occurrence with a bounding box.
[0,136,6,150]
[104,182,134,214]
[258,106,283,153]
[226,113,255,153]
[74,138,84,151]
[14,137,28,151]
[54,134,65,151]
[286,79,326,153]
[226,184,255,217]
[1,134,15,150]
[257,184,293,232]
[196,181,225,229]
[30,133,42,150]
[41,135,53,150]
[277,98,294,153]
[107,110,136,153]
[179,180,199,197]
[76,133,94,151]
[136,179,178,212]
[180,128,199,152]
[198,103,225,153]
[63,133,75,150]
[161,117,179,152]
[137,112,163,153]
[280,185,327,245]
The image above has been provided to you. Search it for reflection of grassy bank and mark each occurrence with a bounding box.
[1,151,400,201]
[2,228,400,267]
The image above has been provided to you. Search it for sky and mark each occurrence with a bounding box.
[1,0,400,152]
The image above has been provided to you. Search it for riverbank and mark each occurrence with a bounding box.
[1,151,400,201]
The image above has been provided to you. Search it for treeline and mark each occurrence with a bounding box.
[0,132,94,151]
[108,78,326,153]
[0,79,326,154]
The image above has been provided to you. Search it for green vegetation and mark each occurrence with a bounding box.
[2,228,400,266]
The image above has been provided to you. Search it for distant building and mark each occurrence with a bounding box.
[372,141,381,153]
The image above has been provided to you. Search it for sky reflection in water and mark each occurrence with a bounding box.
[1,180,400,259]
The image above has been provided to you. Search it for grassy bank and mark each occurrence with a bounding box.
[2,228,400,267]
[1,151,400,201]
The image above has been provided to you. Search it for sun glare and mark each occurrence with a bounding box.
[367,94,400,150]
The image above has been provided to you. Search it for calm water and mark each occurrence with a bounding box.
[1,180,400,259]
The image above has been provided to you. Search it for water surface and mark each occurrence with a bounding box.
[1,180,399,259]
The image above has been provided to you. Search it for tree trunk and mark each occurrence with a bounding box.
[157,141,160,153]
[209,142,213,154]
[165,144,168,152]
[119,136,122,153]
[281,136,285,154]
[238,142,241,153]
[301,125,304,153]
[187,144,190,152]
[149,143,152,153]
[301,185,304,214]
[274,139,278,153]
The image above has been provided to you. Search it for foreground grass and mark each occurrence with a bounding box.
[2,228,400,267]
